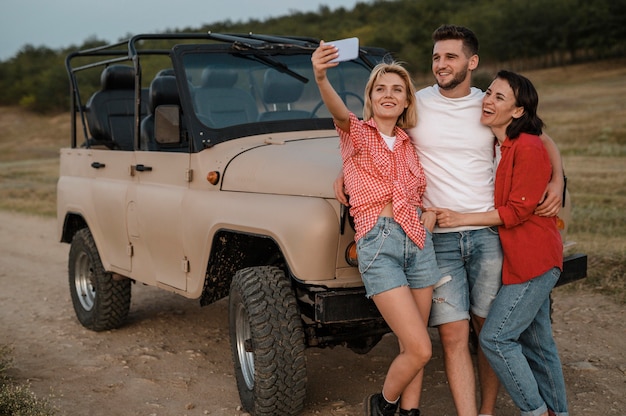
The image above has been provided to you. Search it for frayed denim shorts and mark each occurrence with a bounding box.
[429,227,503,327]
[356,216,442,298]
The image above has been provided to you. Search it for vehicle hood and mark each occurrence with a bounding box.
[221,136,342,198]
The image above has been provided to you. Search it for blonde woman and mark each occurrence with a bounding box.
[312,42,440,416]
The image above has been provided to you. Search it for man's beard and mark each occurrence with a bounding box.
[437,64,469,91]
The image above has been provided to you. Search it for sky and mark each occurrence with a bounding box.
[1,0,364,61]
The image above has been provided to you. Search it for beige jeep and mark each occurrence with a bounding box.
[57,33,586,416]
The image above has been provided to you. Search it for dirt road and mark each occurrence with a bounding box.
[0,211,624,415]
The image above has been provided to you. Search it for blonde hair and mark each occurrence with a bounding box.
[363,62,417,129]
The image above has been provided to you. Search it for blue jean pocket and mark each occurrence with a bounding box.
[356,221,390,274]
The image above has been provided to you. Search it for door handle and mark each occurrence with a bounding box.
[91,162,106,169]
[134,164,153,172]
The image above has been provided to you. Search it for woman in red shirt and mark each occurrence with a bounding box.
[312,42,441,416]
[431,70,568,416]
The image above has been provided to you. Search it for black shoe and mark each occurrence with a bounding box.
[399,409,421,416]
[364,393,398,416]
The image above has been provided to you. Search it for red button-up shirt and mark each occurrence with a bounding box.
[337,113,427,248]
[496,132,563,284]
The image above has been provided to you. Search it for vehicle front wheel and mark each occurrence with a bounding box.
[68,228,131,331]
[229,266,307,416]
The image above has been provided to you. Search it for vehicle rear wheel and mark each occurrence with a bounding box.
[229,266,306,416]
[68,228,131,331]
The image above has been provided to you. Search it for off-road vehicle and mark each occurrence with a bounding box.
[58,33,587,415]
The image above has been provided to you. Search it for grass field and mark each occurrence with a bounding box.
[0,59,624,302]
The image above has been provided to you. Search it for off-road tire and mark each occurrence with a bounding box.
[229,266,307,416]
[68,228,131,331]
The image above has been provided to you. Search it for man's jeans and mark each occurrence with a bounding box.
[479,267,569,416]
[429,227,502,326]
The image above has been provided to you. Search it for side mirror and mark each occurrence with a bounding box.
[155,105,180,144]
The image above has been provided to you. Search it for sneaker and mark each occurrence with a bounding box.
[364,393,398,416]
[399,409,421,416]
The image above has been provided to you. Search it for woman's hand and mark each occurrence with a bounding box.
[420,210,437,232]
[311,41,350,130]
[426,207,466,228]
[311,41,339,82]
[426,207,503,228]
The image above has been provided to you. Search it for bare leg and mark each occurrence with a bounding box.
[398,287,433,411]
[373,286,433,401]
[399,368,423,411]
[472,314,500,415]
[438,319,478,416]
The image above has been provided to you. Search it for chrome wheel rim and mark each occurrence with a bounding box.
[74,251,95,311]
[235,302,255,389]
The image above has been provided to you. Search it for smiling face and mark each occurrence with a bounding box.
[481,77,525,141]
[432,39,478,97]
[369,72,409,120]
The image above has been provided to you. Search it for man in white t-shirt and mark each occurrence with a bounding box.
[335,25,564,416]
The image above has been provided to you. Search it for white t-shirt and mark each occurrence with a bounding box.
[379,132,396,150]
[407,85,496,233]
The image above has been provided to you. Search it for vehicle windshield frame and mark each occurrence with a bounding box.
[171,44,385,149]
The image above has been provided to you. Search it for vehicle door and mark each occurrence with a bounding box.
[88,149,136,273]
[126,129,191,290]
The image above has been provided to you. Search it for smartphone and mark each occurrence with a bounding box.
[328,37,359,63]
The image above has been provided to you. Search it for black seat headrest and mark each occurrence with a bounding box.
[101,65,135,90]
[201,68,238,88]
[262,69,305,104]
[156,68,176,77]
[148,75,180,114]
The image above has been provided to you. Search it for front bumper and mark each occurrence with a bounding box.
[310,252,588,324]
[556,253,588,287]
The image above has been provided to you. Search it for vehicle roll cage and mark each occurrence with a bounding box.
[65,33,382,148]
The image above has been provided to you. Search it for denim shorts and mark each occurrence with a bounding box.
[429,227,503,327]
[356,216,442,298]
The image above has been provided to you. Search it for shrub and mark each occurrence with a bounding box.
[0,345,55,416]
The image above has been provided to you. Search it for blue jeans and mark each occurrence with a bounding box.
[429,227,503,326]
[479,267,569,416]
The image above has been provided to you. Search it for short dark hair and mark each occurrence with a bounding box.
[496,70,544,139]
[432,25,479,57]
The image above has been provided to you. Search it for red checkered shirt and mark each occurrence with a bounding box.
[337,113,427,248]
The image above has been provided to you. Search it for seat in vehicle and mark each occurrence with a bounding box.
[140,74,187,151]
[193,68,258,128]
[85,65,148,150]
[258,68,309,121]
